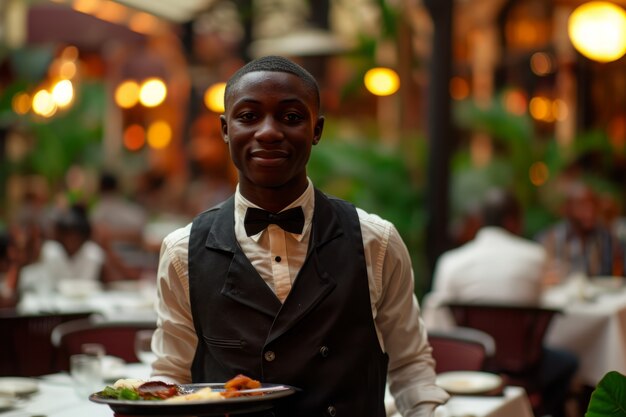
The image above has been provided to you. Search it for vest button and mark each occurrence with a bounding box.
[319,346,330,357]
[264,350,276,362]
[326,405,337,416]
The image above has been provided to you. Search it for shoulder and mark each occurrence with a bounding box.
[355,207,394,240]
[163,223,193,249]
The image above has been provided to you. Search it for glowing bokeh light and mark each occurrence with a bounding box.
[147,120,172,149]
[123,124,145,151]
[52,79,74,108]
[139,78,167,107]
[12,92,31,115]
[32,90,57,117]
[363,67,400,96]
[204,82,226,113]
[529,161,550,186]
[568,2,626,62]
[115,80,140,109]
[529,96,551,121]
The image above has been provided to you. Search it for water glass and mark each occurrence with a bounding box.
[134,329,157,365]
[70,354,103,398]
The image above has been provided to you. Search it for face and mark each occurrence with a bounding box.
[566,187,598,233]
[220,71,324,202]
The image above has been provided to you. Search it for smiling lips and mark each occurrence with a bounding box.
[250,149,289,166]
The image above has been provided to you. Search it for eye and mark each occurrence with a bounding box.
[284,112,304,123]
[236,111,257,122]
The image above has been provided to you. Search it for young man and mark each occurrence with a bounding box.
[151,56,448,416]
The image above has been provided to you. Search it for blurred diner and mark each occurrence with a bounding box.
[18,204,105,297]
[535,181,625,280]
[423,187,579,417]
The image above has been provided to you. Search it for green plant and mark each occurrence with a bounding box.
[307,135,429,297]
[586,371,626,417]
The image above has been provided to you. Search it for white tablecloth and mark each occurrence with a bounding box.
[542,278,626,386]
[0,364,149,417]
[16,285,157,322]
[386,386,533,417]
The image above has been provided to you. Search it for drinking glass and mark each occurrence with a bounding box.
[134,329,157,365]
[70,353,102,398]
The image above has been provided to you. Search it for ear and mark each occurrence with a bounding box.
[312,116,324,146]
[220,115,229,143]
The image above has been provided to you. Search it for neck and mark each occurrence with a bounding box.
[240,181,308,213]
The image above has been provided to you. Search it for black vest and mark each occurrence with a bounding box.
[188,190,388,417]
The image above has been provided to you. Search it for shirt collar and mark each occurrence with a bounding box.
[234,178,314,242]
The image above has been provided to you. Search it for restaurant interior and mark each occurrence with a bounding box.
[1,0,626,416]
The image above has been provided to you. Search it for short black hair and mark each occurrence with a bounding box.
[224,55,320,110]
[55,204,91,239]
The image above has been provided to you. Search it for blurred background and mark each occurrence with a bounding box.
[1,0,625,297]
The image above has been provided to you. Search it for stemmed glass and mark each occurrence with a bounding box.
[134,329,157,365]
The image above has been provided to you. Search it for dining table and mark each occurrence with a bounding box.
[16,279,158,323]
[0,362,534,417]
[541,275,626,387]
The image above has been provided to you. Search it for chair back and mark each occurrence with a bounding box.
[428,327,495,373]
[0,311,94,376]
[445,302,560,374]
[51,317,156,370]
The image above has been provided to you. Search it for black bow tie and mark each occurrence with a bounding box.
[244,206,305,237]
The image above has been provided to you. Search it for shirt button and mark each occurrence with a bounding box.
[275,256,282,263]
[319,346,330,357]
[264,351,276,362]
[326,405,337,416]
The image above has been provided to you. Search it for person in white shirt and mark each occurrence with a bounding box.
[423,188,577,417]
[423,188,546,328]
[18,204,105,295]
[151,56,448,417]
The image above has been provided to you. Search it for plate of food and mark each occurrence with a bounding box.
[89,374,297,416]
[0,377,39,397]
[435,371,503,395]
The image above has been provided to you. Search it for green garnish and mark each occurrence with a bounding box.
[100,386,140,400]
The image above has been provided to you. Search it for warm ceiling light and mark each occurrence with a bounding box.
[364,67,400,96]
[123,124,145,151]
[115,80,140,109]
[51,79,74,108]
[568,1,626,62]
[12,92,31,115]
[139,78,167,107]
[203,82,226,113]
[147,120,172,149]
[32,89,57,117]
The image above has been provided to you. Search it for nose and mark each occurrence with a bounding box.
[254,116,284,142]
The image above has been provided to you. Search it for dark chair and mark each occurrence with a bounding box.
[445,302,564,413]
[0,310,94,376]
[428,326,496,374]
[51,316,157,371]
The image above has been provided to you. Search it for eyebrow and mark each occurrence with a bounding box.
[233,97,309,107]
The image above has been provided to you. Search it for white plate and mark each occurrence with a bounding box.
[0,397,16,411]
[0,377,39,396]
[436,371,502,395]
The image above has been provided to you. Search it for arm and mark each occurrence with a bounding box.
[150,226,198,384]
[376,225,449,417]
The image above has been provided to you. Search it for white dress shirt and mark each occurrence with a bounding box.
[151,179,449,416]
[422,226,547,330]
[18,239,105,294]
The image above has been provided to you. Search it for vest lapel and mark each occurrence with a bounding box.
[204,198,281,317]
[267,190,344,343]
